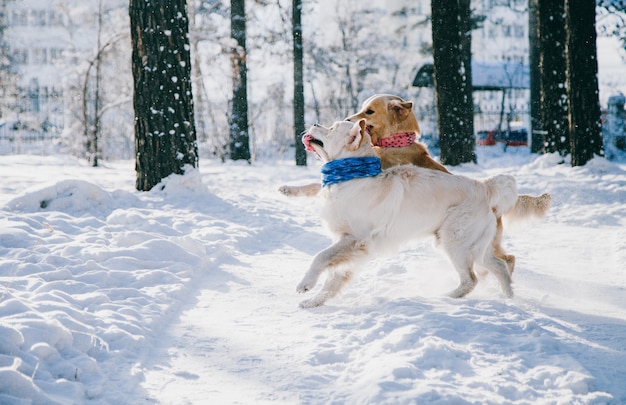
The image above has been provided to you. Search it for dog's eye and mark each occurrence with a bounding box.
[365,109,374,115]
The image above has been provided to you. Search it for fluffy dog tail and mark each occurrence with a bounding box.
[484,174,518,217]
[505,192,552,222]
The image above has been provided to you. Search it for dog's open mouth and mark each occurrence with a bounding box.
[302,134,323,153]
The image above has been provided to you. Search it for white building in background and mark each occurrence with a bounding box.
[2,0,127,127]
[473,0,529,63]
[2,0,85,131]
[1,0,131,156]
[471,0,531,133]
[410,0,533,135]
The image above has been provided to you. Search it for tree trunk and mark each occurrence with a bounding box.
[528,0,544,154]
[537,0,569,156]
[458,0,474,155]
[82,0,104,167]
[431,0,476,166]
[292,0,306,166]
[229,0,251,161]
[130,0,199,191]
[92,0,103,167]
[565,0,604,166]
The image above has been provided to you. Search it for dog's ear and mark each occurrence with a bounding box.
[388,99,414,120]
[347,119,366,151]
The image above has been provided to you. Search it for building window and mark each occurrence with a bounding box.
[31,9,47,26]
[48,10,64,26]
[12,48,28,64]
[32,48,48,65]
[50,48,64,62]
[11,9,28,26]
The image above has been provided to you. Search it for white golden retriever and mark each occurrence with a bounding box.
[296,120,520,308]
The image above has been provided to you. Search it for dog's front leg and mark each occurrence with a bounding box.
[296,238,351,293]
[297,236,367,307]
[299,269,354,308]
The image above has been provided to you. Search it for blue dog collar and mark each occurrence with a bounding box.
[321,156,382,187]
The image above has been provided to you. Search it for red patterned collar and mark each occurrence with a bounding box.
[373,132,417,148]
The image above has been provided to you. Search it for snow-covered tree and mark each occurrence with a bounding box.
[305,1,412,123]
[566,0,604,166]
[537,0,569,156]
[130,0,199,191]
[80,0,130,166]
[229,0,250,161]
[58,0,133,162]
[292,0,306,166]
[598,0,626,50]
[431,0,476,166]
[528,0,543,153]
[187,0,230,161]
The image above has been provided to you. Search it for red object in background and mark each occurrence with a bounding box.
[476,128,528,147]
[476,130,497,146]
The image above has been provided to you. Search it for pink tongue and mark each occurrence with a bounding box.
[302,134,316,152]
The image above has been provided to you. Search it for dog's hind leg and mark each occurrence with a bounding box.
[477,253,514,298]
[440,245,477,298]
[447,264,478,298]
[299,270,354,308]
[493,215,516,274]
[437,219,478,298]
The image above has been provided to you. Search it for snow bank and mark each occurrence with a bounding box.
[1,151,625,404]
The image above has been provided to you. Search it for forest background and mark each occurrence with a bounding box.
[1,0,626,182]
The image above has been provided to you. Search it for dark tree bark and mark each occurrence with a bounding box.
[229,0,251,161]
[537,0,569,156]
[528,0,543,154]
[565,0,604,166]
[431,0,476,166]
[458,0,474,156]
[292,0,306,166]
[130,0,199,191]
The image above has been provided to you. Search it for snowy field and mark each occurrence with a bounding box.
[1,146,625,404]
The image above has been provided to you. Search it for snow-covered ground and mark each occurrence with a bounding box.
[1,146,625,404]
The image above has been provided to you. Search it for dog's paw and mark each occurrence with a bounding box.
[278,185,295,196]
[296,280,313,294]
[503,286,514,299]
[296,273,319,294]
[299,297,323,308]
